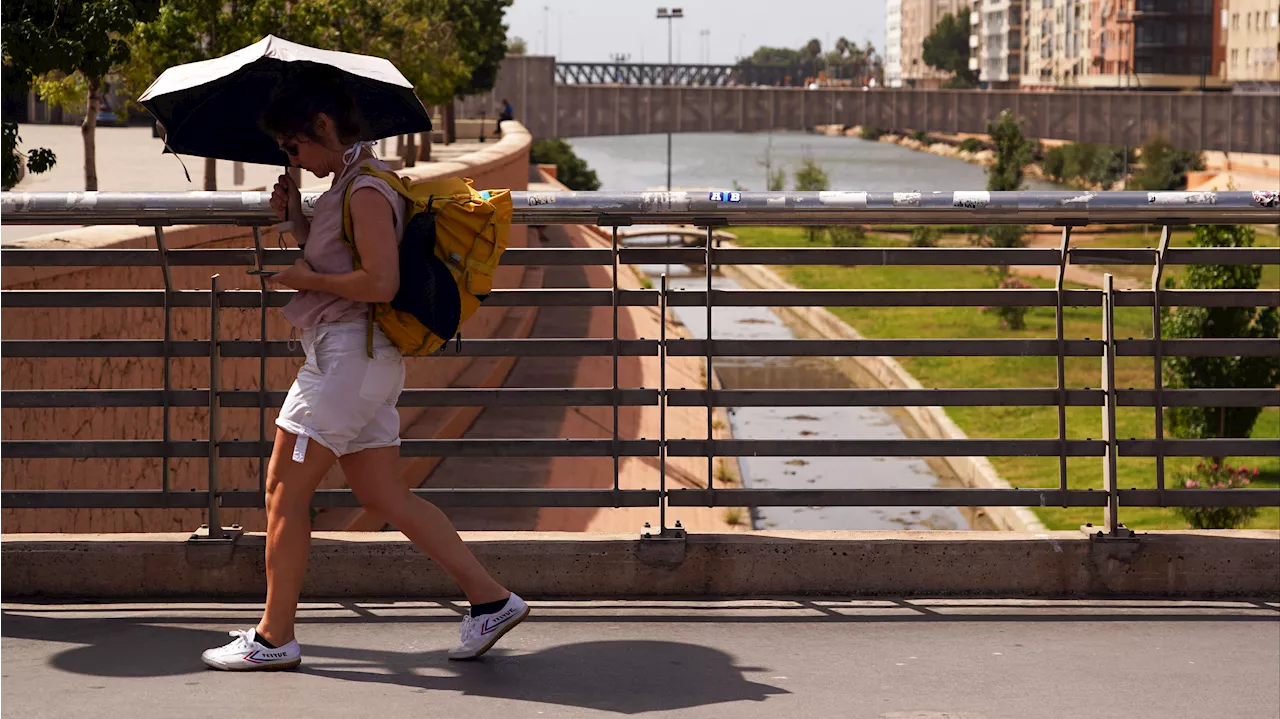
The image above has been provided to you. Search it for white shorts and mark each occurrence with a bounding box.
[276,320,405,458]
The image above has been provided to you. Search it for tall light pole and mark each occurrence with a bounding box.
[656,7,683,192]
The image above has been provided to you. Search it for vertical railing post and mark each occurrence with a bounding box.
[659,272,668,532]
[612,226,621,495]
[153,227,173,501]
[206,273,226,539]
[1150,225,1171,502]
[1100,273,1129,538]
[705,225,715,505]
[252,227,268,497]
[1055,226,1072,504]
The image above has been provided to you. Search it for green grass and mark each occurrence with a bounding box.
[731,226,1280,530]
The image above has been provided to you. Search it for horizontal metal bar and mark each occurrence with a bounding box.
[1,388,660,409]
[8,387,1263,411]
[1118,439,1280,456]
[0,339,659,358]
[218,439,660,458]
[307,488,661,509]
[7,338,1267,360]
[5,287,1274,310]
[1114,339,1280,357]
[666,388,1105,407]
[667,488,1110,507]
[5,190,1275,226]
[6,487,1272,510]
[1113,289,1280,308]
[1116,388,1280,408]
[1162,248,1280,266]
[0,489,662,509]
[1069,248,1155,266]
[712,247,1065,266]
[2,439,661,459]
[666,439,1105,457]
[0,247,616,268]
[667,289,1101,308]
[1117,489,1280,507]
[667,339,1104,357]
[1,441,208,458]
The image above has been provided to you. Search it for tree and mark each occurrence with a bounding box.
[507,36,526,55]
[284,0,469,164]
[793,154,829,243]
[125,0,295,189]
[3,0,161,191]
[1130,134,1205,191]
[975,110,1032,278]
[3,5,62,189]
[1163,224,1280,464]
[922,9,977,88]
[986,109,1031,192]
[804,38,822,60]
[530,138,599,191]
[438,0,513,146]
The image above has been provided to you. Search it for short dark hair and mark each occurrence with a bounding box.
[260,63,365,145]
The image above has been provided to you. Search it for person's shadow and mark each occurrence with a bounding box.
[2,611,788,715]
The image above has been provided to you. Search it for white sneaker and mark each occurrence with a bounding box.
[448,593,530,660]
[201,628,302,671]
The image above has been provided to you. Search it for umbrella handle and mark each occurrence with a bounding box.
[277,165,297,239]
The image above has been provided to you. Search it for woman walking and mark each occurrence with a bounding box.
[201,66,527,671]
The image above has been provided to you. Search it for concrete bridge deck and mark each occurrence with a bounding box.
[3,599,1278,719]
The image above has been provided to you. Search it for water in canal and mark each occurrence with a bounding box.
[585,132,1011,530]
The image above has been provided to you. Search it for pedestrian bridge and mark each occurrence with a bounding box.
[457,56,1280,155]
[3,184,1278,718]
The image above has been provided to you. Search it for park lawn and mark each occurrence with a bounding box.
[730,225,1279,530]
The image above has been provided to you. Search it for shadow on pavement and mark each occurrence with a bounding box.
[1,612,788,715]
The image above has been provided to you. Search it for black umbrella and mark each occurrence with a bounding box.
[138,34,432,167]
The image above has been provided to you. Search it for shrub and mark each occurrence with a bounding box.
[1130,134,1205,191]
[860,126,885,140]
[1163,224,1280,459]
[959,137,984,153]
[530,138,601,191]
[980,275,1032,330]
[828,224,867,247]
[910,226,941,247]
[1175,462,1261,529]
[1041,145,1067,181]
[909,130,932,144]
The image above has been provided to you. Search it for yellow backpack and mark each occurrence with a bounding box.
[339,167,512,357]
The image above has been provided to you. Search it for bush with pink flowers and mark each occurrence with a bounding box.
[1175,462,1262,529]
[980,276,1033,330]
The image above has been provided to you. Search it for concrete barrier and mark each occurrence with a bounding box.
[3,530,1276,599]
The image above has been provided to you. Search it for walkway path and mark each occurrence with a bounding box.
[3,599,1277,719]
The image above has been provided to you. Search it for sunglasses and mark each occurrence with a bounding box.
[278,137,301,156]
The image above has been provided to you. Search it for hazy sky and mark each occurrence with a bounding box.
[505,0,887,65]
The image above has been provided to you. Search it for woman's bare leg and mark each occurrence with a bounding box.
[341,446,508,604]
[256,429,336,646]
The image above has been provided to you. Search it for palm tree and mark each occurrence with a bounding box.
[835,36,850,58]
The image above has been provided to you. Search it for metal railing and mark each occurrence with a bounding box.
[3,189,1278,538]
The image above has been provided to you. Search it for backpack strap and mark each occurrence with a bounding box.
[339,166,411,358]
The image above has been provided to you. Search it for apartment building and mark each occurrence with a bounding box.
[1080,0,1228,89]
[886,0,905,87]
[970,0,1023,88]
[1021,0,1091,88]
[900,0,974,87]
[1223,0,1280,89]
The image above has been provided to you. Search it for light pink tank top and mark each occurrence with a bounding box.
[282,155,406,329]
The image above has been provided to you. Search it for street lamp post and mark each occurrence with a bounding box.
[656,7,683,192]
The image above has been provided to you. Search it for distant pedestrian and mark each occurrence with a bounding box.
[494,98,514,135]
[200,64,528,672]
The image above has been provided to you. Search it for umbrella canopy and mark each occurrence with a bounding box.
[139,35,432,166]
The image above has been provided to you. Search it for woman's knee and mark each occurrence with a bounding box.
[352,482,413,524]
